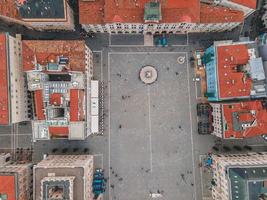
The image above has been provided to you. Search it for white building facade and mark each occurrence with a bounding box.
[211,153,267,200]
[0,33,29,125]
[82,21,242,34]
[34,155,94,200]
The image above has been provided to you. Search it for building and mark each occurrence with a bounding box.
[0,0,74,30]
[203,0,257,17]
[0,33,29,125]
[0,153,32,200]
[79,0,257,34]
[33,155,94,200]
[211,152,267,200]
[197,100,267,139]
[22,39,99,141]
[261,1,267,29]
[203,40,266,101]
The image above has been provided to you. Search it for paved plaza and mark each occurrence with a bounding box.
[108,52,195,200]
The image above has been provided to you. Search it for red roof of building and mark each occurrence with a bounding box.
[0,34,9,125]
[79,0,245,25]
[200,4,244,23]
[34,90,45,120]
[50,93,62,106]
[0,175,16,200]
[78,90,85,121]
[22,40,86,72]
[230,0,257,9]
[70,89,79,122]
[223,101,267,138]
[49,126,69,137]
[217,44,251,99]
[0,0,20,20]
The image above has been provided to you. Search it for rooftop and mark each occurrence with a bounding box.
[229,166,267,200]
[79,0,246,25]
[22,40,86,72]
[0,33,9,125]
[205,41,266,100]
[23,40,88,140]
[0,175,16,200]
[34,155,93,200]
[217,44,251,99]
[0,0,67,21]
[200,4,244,23]
[222,100,267,138]
[18,0,66,20]
[0,0,20,20]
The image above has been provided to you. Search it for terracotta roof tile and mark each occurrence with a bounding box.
[49,126,69,137]
[217,44,251,99]
[223,101,267,138]
[0,33,9,125]
[0,0,20,20]
[50,93,62,106]
[200,4,244,23]
[79,0,246,24]
[79,0,200,24]
[34,90,45,120]
[22,40,86,72]
[79,0,105,24]
[70,89,79,122]
[0,175,16,200]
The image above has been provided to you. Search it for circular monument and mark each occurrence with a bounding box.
[177,56,185,64]
[139,65,158,84]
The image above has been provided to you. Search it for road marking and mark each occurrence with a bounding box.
[114,51,188,54]
[186,52,197,200]
[147,85,153,172]
[172,45,189,47]
[108,52,111,200]
[247,144,267,147]
[110,44,144,47]
[0,133,32,136]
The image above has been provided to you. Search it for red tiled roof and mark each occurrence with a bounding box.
[200,4,244,23]
[0,34,9,125]
[79,0,105,24]
[217,44,251,99]
[223,101,267,138]
[79,0,200,24]
[0,0,20,20]
[49,126,69,137]
[230,0,257,9]
[0,175,16,200]
[50,93,62,106]
[79,0,245,25]
[78,90,85,121]
[22,40,86,72]
[70,89,79,122]
[34,90,45,120]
